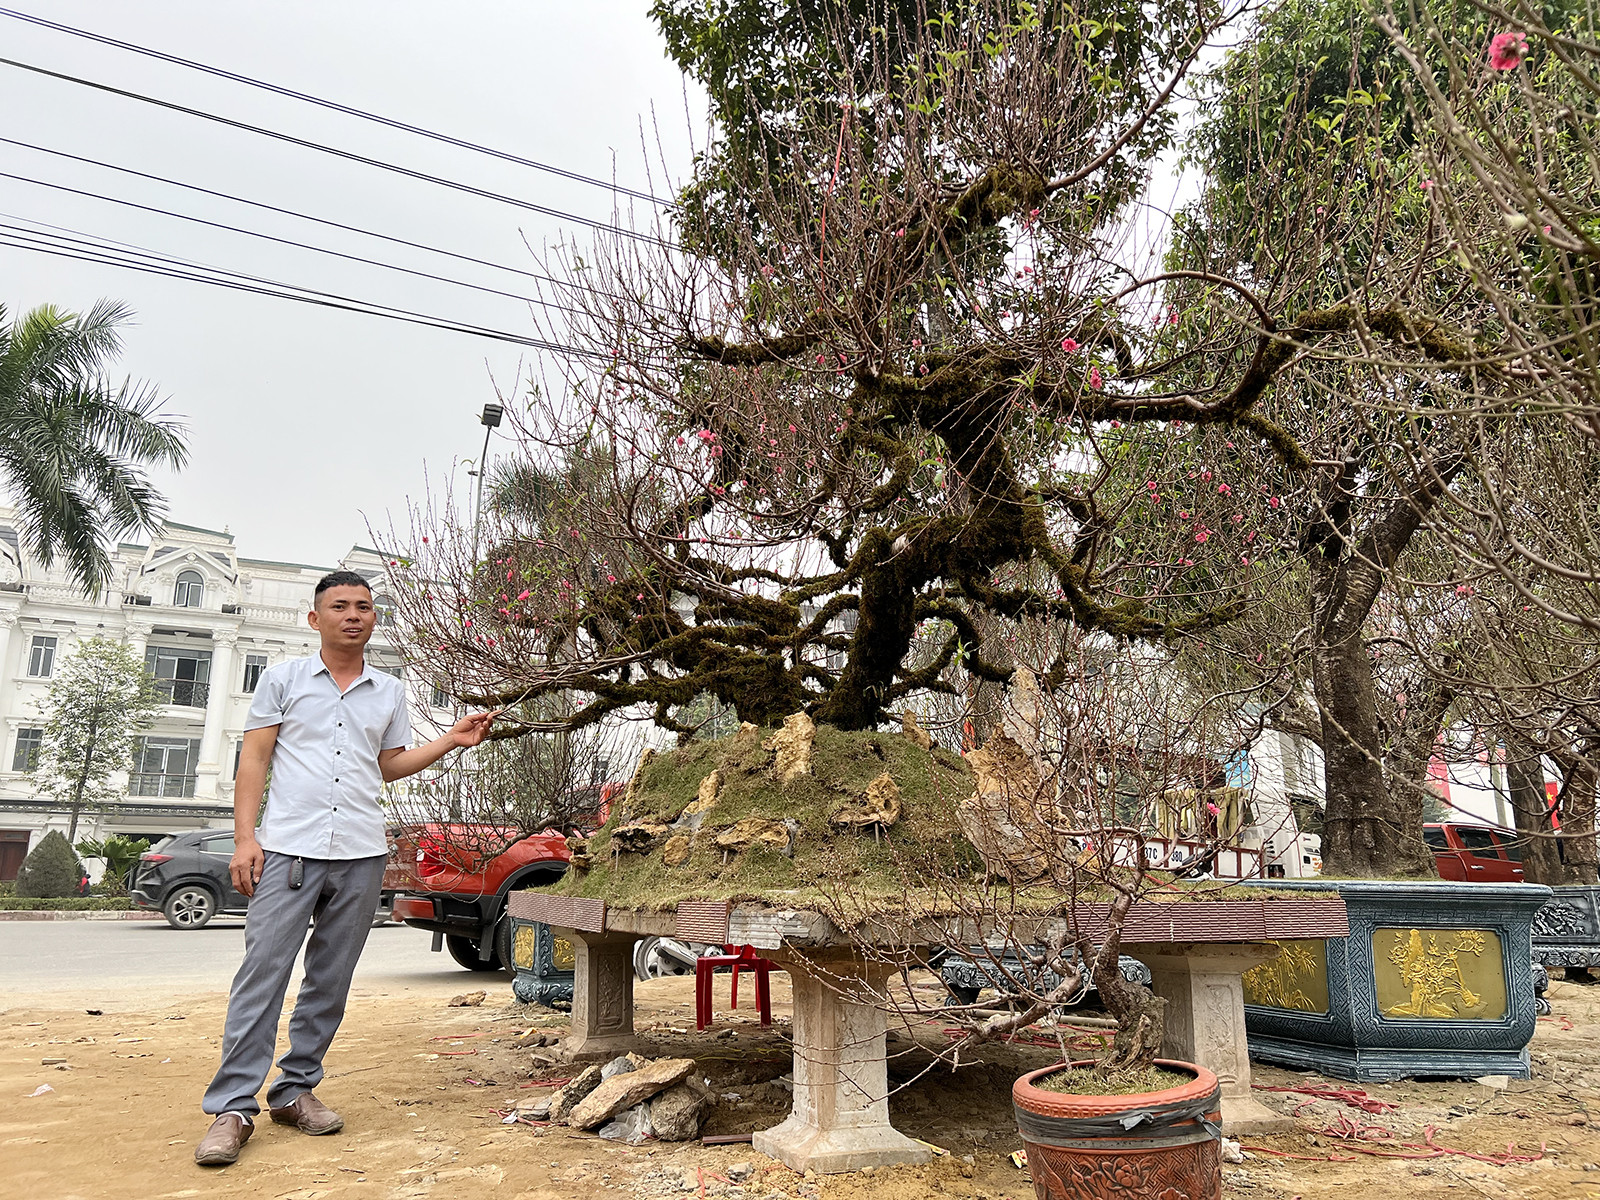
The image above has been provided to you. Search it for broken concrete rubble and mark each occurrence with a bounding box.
[647,1078,710,1141]
[548,1063,604,1122]
[568,1057,695,1131]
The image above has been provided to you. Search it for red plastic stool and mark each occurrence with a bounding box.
[694,944,774,1030]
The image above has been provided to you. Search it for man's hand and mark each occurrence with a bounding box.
[231,838,265,898]
[449,710,500,749]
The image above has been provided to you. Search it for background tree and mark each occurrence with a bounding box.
[31,637,160,840]
[1164,0,1550,876]
[0,299,188,595]
[14,830,84,899]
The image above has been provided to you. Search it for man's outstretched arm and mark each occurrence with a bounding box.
[379,711,498,782]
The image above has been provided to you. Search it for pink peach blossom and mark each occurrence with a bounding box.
[1488,31,1528,70]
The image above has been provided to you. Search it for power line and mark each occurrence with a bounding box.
[0,216,611,358]
[0,136,648,309]
[0,55,675,247]
[0,5,675,209]
[0,166,606,320]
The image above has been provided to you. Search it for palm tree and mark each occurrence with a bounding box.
[0,300,188,595]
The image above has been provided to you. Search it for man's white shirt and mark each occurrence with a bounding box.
[244,655,411,860]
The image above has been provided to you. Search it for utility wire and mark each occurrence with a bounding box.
[0,216,610,358]
[0,55,676,247]
[0,5,675,209]
[0,135,651,309]
[0,166,606,320]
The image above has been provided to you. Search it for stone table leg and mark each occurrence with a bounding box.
[1140,943,1295,1136]
[753,951,932,1174]
[560,928,642,1059]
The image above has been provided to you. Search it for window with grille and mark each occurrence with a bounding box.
[174,570,204,608]
[131,737,200,797]
[145,645,213,707]
[374,594,397,628]
[242,653,268,693]
[27,635,56,677]
[11,727,42,772]
[431,684,449,709]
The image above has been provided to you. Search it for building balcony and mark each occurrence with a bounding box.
[153,679,210,708]
[129,773,198,798]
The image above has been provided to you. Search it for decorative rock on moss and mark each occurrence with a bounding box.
[764,712,817,782]
[830,772,903,831]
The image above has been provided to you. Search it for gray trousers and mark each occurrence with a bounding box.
[202,851,385,1116]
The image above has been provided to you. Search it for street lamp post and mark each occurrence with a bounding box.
[470,402,504,564]
[454,402,504,822]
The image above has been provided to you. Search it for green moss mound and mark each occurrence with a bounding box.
[556,724,979,911]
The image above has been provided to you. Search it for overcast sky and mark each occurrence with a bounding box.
[0,1,705,566]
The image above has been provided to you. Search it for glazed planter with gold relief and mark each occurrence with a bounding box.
[1241,880,1552,1082]
[507,915,576,1006]
[1012,1060,1222,1200]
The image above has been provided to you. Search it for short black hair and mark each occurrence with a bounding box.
[314,570,373,603]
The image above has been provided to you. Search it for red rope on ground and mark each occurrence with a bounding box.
[1252,1083,1398,1115]
[1540,1015,1575,1031]
[1244,1118,1544,1167]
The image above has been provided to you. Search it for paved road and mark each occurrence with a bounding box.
[0,917,491,1005]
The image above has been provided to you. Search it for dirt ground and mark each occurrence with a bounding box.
[5,966,1600,1200]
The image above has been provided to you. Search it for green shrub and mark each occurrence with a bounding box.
[0,880,15,897]
[14,831,84,898]
[75,834,149,893]
[0,896,131,910]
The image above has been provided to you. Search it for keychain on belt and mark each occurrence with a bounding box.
[289,856,305,889]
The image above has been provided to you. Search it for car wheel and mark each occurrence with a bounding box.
[446,933,502,972]
[494,915,518,980]
[633,935,705,981]
[163,885,217,930]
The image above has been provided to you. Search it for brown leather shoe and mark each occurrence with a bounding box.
[268,1091,344,1135]
[194,1113,253,1166]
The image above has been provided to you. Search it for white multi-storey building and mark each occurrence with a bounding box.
[0,508,450,878]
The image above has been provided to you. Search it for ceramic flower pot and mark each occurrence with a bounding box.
[1243,880,1551,1080]
[1012,1059,1222,1200]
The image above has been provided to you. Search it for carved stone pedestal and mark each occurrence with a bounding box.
[561,928,642,1059]
[1143,943,1294,1135]
[753,951,931,1174]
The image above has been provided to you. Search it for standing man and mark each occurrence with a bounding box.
[195,570,495,1167]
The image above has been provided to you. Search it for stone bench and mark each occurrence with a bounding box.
[511,891,1348,1171]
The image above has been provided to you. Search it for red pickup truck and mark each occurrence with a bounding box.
[1423,822,1526,883]
[388,824,571,976]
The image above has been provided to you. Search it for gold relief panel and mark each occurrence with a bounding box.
[552,935,576,972]
[1372,928,1507,1021]
[511,923,538,972]
[1242,939,1329,1014]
